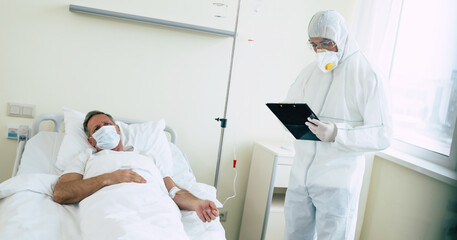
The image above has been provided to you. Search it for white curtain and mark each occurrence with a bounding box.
[351,0,404,79]
[350,0,404,239]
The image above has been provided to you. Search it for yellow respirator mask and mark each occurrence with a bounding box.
[316,49,339,72]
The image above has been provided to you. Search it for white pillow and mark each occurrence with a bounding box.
[116,120,173,178]
[55,108,189,182]
[55,108,93,172]
[169,143,196,187]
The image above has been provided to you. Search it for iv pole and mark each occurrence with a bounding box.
[214,0,243,189]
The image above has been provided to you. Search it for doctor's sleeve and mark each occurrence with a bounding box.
[332,74,393,153]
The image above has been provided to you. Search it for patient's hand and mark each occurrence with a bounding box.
[195,200,219,223]
[105,169,147,185]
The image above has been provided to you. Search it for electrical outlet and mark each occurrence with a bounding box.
[219,210,228,222]
[7,102,35,118]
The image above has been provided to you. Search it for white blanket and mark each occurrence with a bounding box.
[0,173,225,240]
[80,151,189,240]
[0,174,81,240]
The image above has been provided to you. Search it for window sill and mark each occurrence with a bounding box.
[376,148,457,187]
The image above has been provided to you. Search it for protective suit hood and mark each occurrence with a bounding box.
[308,10,359,62]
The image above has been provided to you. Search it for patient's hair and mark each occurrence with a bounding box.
[83,110,115,137]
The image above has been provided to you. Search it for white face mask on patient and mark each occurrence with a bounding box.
[316,49,339,72]
[92,125,120,150]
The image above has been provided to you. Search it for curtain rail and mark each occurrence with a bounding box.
[69,5,235,37]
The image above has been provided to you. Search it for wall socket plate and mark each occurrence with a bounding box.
[7,102,35,118]
[219,210,227,222]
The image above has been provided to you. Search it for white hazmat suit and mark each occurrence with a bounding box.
[283,10,392,240]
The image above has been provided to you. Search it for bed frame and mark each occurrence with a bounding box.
[12,113,178,177]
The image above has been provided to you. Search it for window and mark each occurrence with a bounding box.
[389,0,457,169]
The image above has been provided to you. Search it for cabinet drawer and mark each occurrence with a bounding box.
[274,165,291,188]
[265,209,286,240]
[277,155,293,165]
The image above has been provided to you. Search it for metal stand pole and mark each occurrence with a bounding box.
[214,0,243,189]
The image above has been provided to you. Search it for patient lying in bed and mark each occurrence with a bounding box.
[53,110,219,240]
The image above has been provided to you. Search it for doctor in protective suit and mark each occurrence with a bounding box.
[283,10,392,240]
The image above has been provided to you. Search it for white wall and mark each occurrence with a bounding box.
[0,0,234,186]
[361,157,457,240]
[0,1,358,240]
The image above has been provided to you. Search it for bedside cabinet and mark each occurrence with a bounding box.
[239,142,294,240]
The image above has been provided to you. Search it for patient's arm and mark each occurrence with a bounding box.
[53,169,146,204]
[163,177,219,223]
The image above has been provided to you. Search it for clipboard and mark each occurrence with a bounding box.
[266,103,320,141]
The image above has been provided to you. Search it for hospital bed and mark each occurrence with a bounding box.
[0,113,226,240]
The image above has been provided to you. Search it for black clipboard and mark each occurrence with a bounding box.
[266,103,320,141]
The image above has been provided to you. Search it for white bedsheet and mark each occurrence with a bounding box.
[16,132,63,175]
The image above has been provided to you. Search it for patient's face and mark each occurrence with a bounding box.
[87,114,122,152]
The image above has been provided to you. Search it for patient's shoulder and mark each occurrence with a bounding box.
[62,148,93,176]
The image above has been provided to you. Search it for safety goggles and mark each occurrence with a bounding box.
[308,39,336,50]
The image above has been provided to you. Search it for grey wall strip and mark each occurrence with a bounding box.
[69,5,235,37]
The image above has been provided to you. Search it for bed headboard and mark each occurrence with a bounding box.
[33,113,177,144]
